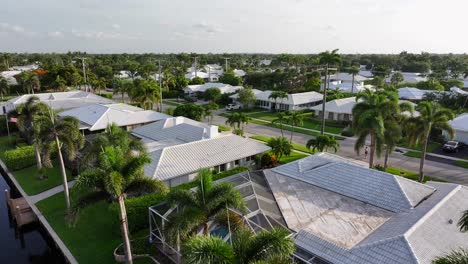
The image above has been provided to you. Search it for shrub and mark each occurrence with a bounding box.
[217,125,231,133]
[261,153,277,168]
[99,93,113,99]
[341,130,354,137]
[162,90,183,99]
[3,145,36,171]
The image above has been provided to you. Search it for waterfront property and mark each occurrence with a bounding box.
[0,90,114,115]
[230,90,323,111]
[58,103,170,134]
[133,117,270,187]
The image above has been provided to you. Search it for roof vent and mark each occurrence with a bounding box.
[448,219,453,224]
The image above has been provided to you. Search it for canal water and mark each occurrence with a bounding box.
[0,175,64,263]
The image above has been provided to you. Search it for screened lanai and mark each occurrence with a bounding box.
[148,171,309,263]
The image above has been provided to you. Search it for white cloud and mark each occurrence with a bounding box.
[0,22,25,33]
[112,24,121,29]
[48,31,64,38]
[71,30,139,40]
[192,21,224,34]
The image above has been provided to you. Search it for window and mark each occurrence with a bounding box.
[328,112,334,120]
[235,159,240,165]
[220,163,226,172]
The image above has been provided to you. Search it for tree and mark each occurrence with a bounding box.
[9,96,49,169]
[226,112,240,130]
[76,145,165,264]
[287,111,303,142]
[433,249,468,264]
[318,49,342,66]
[166,169,246,240]
[173,103,205,121]
[406,102,454,182]
[113,79,134,102]
[93,77,107,95]
[352,89,398,168]
[390,72,404,86]
[267,137,292,160]
[306,135,339,153]
[272,112,288,137]
[203,87,221,102]
[183,227,294,264]
[348,66,360,94]
[237,87,256,109]
[54,75,67,92]
[203,102,219,125]
[36,111,84,210]
[0,76,8,99]
[19,71,41,94]
[458,210,468,233]
[190,77,205,85]
[132,79,161,110]
[268,91,287,112]
[219,71,241,86]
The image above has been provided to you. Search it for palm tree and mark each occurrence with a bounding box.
[272,112,288,137]
[268,91,288,112]
[36,111,84,210]
[267,137,292,161]
[165,169,246,240]
[132,79,161,110]
[93,77,107,95]
[237,112,250,132]
[113,79,134,102]
[352,89,398,168]
[348,66,360,94]
[20,71,41,94]
[406,102,454,182]
[76,145,165,264]
[433,249,468,264]
[458,210,468,232]
[318,49,342,66]
[203,102,219,125]
[306,135,339,153]
[287,111,303,142]
[0,76,8,99]
[225,112,240,130]
[183,227,295,264]
[9,96,49,169]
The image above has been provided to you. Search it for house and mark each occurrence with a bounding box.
[328,81,374,94]
[58,103,170,133]
[231,90,323,111]
[398,87,433,100]
[233,69,246,77]
[386,72,428,84]
[450,113,468,143]
[259,59,272,66]
[184,71,212,81]
[0,70,21,85]
[132,117,270,187]
[264,153,468,264]
[10,64,39,71]
[450,86,468,96]
[184,82,243,96]
[311,97,417,121]
[0,90,114,115]
[329,72,370,85]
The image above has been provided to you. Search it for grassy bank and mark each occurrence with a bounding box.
[454,160,468,169]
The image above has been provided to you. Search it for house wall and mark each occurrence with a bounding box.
[454,130,468,143]
[315,111,352,121]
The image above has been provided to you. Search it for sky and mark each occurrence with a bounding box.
[1,0,467,54]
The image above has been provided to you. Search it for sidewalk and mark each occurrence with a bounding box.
[29,180,75,204]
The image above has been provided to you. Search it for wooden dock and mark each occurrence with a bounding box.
[4,189,38,228]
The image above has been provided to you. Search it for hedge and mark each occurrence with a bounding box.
[109,166,250,233]
[4,145,36,171]
[341,130,354,137]
[99,93,113,99]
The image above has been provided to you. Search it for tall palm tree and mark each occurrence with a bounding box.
[348,66,360,94]
[20,71,41,94]
[76,146,165,264]
[268,91,288,112]
[406,102,454,182]
[0,76,8,99]
[306,135,339,153]
[183,227,295,264]
[36,111,84,210]
[225,112,240,130]
[9,96,49,169]
[113,79,134,102]
[203,102,219,125]
[272,112,288,137]
[267,137,292,160]
[165,169,246,240]
[132,79,161,110]
[352,89,398,168]
[237,112,250,132]
[318,49,342,66]
[287,111,303,142]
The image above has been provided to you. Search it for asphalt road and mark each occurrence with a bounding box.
[208,112,468,185]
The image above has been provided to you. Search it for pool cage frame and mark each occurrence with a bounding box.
[148,171,319,263]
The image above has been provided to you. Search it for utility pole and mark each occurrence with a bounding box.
[157,60,163,112]
[320,64,329,135]
[76,57,88,92]
[193,57,198,78]
[224,57,230,72]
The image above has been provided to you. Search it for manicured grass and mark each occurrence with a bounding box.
[386,167,445,183]
[277,151,308,164]
[12,160,72,195]
[402,142,443,158]
[231,107,266,113]
[454,160,468,169]
[36,192,122,264]
[216,124,231,132]
[250,135,317,154]
[163,100,185,106]
[404,151,422,158]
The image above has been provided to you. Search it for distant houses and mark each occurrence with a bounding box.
[184,82,243,96]
[398,87,432,100]
[230,90,323,111]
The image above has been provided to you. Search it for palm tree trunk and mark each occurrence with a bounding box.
[351,74,355,94]
[118,195,133,264]
[35,144,42,170]
[369,134,376,168]
[280,122,284,137]
[55,136,71,210]
[383,147,389,171]
[419,131,430,183]
[203,222,210,235]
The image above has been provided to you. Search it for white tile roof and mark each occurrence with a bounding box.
[0,70,21,85]
[184,71,209,80]
[387,72,428,84]
[58,103,170,131]
[398,87,432,100]
[265,153,468,264]
[184,82,243,94]
[144,134,270,181]
[254,90,323,106]
[310,97,357,114]
[450,113,468,132]
[329,73,370,83]
[328,82,375,93]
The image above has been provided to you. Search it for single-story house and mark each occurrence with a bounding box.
[184,82,243,96]
[386,72,428,84]
[264,153,468,264]
[231,90,323,111]
[0,70,21,85]
[328,72,370,85]
[398,87,433,100]
[58,103,170,134]
[311,97,417,121]
[134,120,269,187]
[328,81,375,94]
[450,113,468,143]
[1,90,114,115]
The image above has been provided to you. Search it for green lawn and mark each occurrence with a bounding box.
[163,100,185,107]
[277,151,308,164]
[386,167,445,183]
[250,135,317,154]
[36,192,123,264]
[12,160,72,195]
[402,142,442,158]
[454,160,468,169]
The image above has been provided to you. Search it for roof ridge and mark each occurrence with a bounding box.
[152,148,165,179]
[160,134,233,151]
[404,185,461,239]
[388,173,415,210]
[89,106,111,130]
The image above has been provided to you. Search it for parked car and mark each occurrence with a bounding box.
[226,103,242,111]
[442,141,466,152]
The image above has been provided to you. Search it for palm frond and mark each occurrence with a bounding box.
[183,235,234,264]
[458,210,468,232]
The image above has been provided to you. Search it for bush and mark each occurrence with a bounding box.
[4,145,36,171]
[162,90,183,99]
[341,130,354,137]
[261,153,277,168]
[99,93,113,99]
[217,125,231,133]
